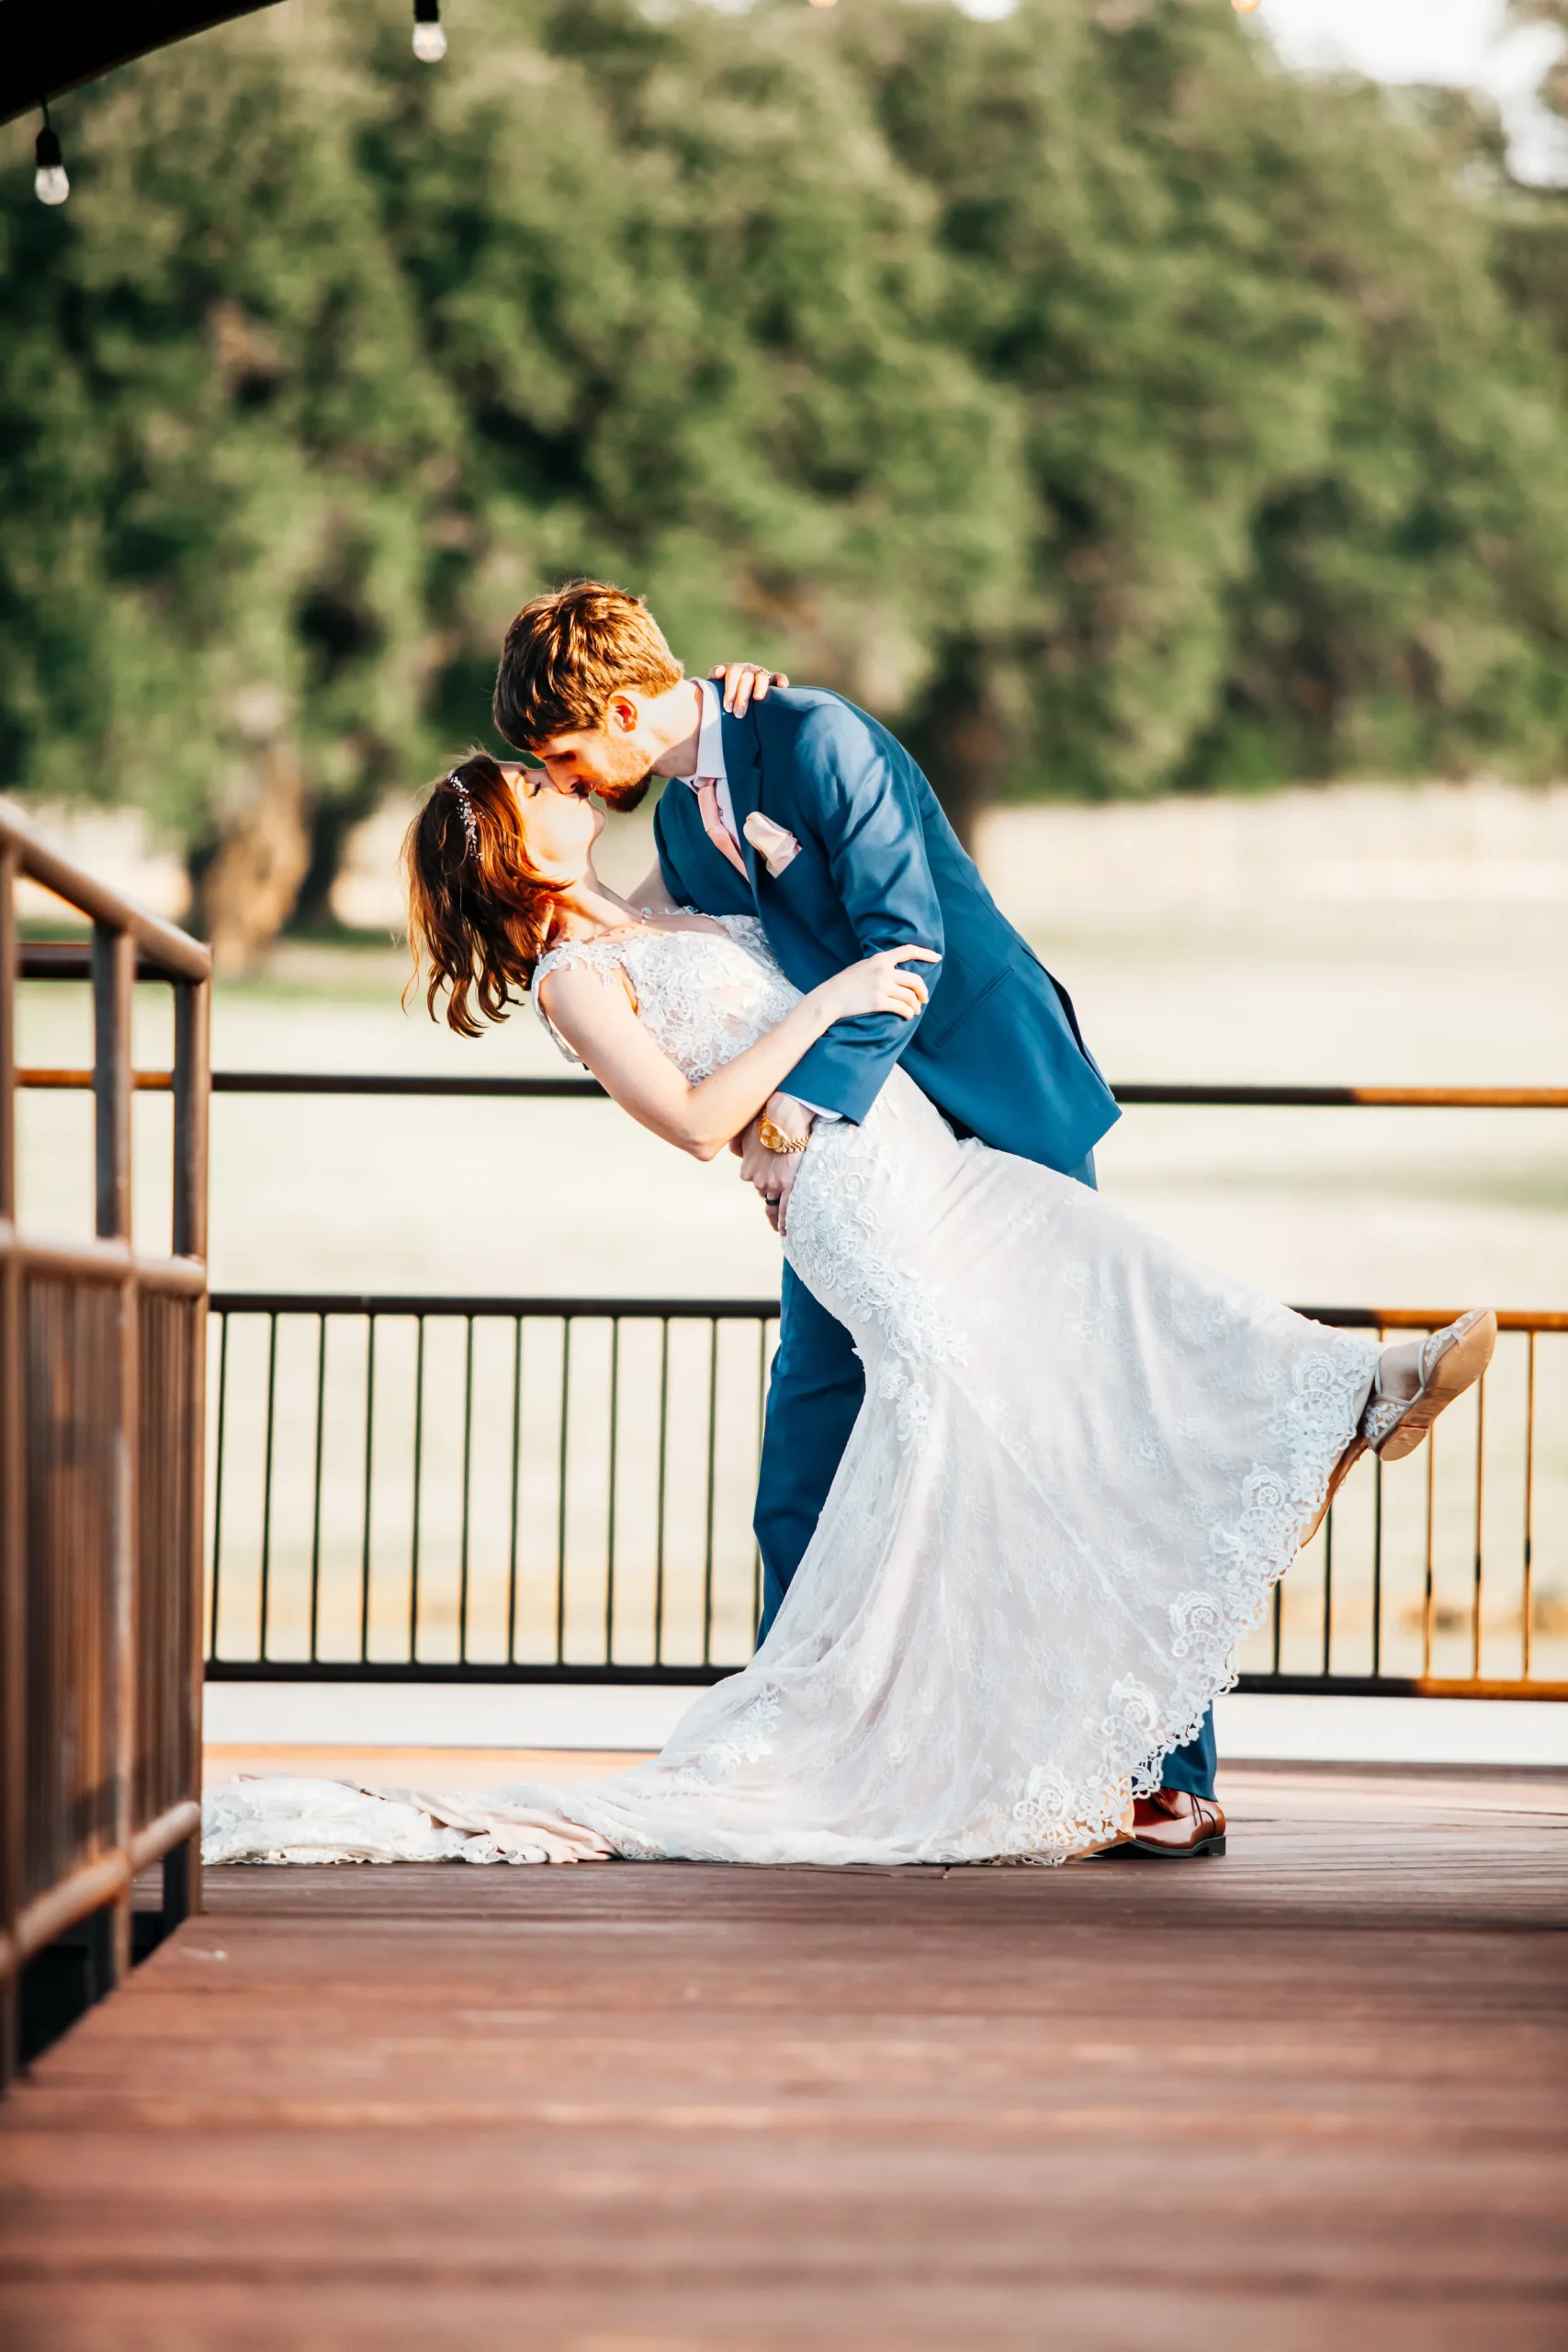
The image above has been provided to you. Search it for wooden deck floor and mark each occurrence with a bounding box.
[1,1763,1564,2350]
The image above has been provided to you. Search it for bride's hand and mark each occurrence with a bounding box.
[710,662,789,717]
[813,945,941,1025]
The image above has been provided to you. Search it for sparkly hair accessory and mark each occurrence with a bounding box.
[446,768,479,854]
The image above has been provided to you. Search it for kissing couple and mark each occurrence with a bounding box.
[206,581,1495,1871]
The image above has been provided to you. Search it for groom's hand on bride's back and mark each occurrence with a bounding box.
[710,662,788,716]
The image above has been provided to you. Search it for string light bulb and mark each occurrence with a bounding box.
[412,0,447,61]
[1231,0,1262,12]
[34,114,69,205]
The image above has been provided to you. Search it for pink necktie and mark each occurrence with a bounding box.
[694,777,749,878]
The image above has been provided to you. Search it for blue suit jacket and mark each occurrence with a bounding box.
[653,688,1119,1175]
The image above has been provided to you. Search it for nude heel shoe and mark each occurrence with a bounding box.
[1297,1308,1497,1552]
[1362,1307,1497,1464]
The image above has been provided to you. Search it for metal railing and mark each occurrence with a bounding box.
[197,1282,1566,1702]
[1253,1307,1564,1699]
[11,1024,1564,1708]
[206,1295,778,1684]
[1,819,209,2086]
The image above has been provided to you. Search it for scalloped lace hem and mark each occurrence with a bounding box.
[994,1340,1374,1866]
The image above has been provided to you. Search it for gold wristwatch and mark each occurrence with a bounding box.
[758,1117,811,1155]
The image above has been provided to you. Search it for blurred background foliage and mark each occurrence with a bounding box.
[2,0,1567,958]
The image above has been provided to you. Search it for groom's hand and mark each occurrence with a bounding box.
[711,662,788,717]
[736,1093,814,1235]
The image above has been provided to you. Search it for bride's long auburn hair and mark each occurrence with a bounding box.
[403,753,565,1037]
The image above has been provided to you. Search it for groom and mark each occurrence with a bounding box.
[493,581,1224,1859]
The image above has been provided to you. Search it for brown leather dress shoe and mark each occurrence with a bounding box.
[1127,1789,1226,1858]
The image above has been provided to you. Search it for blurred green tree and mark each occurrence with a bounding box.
[356,0,1026,801]
[1491,4,1568,395]
[3,0,1567,955]
[842,0,1568,814]
[0,21,457,962]
[0,0,1023,956]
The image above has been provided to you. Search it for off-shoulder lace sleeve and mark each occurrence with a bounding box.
[533,939,635,1068]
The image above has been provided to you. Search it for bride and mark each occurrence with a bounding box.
[204,757,1495,1871]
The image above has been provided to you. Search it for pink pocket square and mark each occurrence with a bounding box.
[742,810,801,877]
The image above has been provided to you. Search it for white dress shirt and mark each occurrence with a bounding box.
[675,678,835,1126]
[677,678,741,847]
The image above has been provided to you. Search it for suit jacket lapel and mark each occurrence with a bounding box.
[659,773,754,910]
[720,707,763,901]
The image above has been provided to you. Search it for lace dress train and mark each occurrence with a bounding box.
[206,919,1377,1870]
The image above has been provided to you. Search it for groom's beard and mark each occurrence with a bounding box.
[594,775,653,813]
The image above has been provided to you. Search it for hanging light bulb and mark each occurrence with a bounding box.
[1231,0,1262,12]
[34,114,69,206]
[412,0,447,62]
[807,0,840,10]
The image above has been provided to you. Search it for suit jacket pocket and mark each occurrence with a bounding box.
[917,956,1010,1049]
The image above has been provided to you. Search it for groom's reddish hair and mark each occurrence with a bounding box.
[493,580,682,749]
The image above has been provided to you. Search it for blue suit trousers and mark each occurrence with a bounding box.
[752,1149,1218,1801]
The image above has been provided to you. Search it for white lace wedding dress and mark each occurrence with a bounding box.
[205,917,1378,1871]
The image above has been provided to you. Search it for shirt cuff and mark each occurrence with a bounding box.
[775,1093,839,1125]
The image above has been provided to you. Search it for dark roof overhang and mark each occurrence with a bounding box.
[1,0,286,131]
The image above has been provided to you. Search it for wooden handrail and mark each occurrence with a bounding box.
[18,943,202,984]
[0,1231,207,1292]
[6,1797,202,1969]
[17,1068,175,1091]
[0,809,210,980]
[1,820,209,2086]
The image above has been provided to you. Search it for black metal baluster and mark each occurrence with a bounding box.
[1371,1462,1384,1681]
[358,1316,377,1663]
[556,1318,571,1666]
[208,1308,230,1660]
[308,1313,327,1662]
[1369,1318,1386,1679]
[604,1319,620,1667]
[1522,1332,1536,1680]
[653,1319,670,1667]
[409,1316,426,1663]
[506,1316,523,1666]
[702,1319,718,1669]
[752,1317,769,1641]
[1321,1500,1334,1679]
[1422,1433,1436,1679]
[458,1317,474,1664]
[257,1313,278,1661]
[1472,1366,1486,1681]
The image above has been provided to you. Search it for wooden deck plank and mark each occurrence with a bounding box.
[1,1765,1564,2350]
